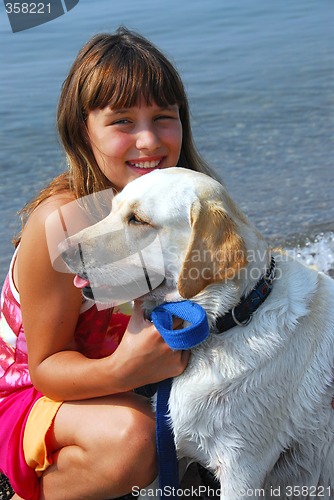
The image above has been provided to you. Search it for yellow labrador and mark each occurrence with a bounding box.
[61,168,334,499]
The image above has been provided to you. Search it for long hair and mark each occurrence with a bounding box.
[14,27,219,246]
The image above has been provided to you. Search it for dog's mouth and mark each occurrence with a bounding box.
[82,286,95,300]
[73,274,95,300]
[75,276,110,302]
[73,271,174,304]
[73,272,170,304]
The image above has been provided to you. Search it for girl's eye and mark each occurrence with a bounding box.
[155,114,175,121]
[111,119,131,126]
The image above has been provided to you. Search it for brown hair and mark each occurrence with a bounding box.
[14,27,219,246]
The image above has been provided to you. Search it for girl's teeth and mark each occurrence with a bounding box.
[132,160,161,169]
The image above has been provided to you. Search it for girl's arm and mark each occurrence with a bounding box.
[17,196,188,402]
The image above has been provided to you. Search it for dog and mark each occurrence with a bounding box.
[60,167,334,499]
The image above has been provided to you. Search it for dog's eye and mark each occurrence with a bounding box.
[128,213,147,225]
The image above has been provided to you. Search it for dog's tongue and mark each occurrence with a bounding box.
[74,275,90,289]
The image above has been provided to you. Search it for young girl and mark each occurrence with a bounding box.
[0,27,219,500]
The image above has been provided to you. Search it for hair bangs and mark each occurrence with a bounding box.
[83,44,183,112]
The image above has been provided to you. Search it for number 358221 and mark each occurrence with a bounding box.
[5,3,51,14]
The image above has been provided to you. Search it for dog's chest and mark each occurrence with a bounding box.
[166,342,239,459]
[164,331,289,461]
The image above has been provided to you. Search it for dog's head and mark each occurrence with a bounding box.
[60,168,263,307]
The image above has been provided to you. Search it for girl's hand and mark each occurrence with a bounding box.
[110,301,190,391]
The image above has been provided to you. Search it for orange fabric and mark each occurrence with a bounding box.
[23,397,63,476]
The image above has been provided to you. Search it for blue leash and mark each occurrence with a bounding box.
[150,301,210,499]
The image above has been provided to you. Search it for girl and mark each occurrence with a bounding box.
[0,27,219,500]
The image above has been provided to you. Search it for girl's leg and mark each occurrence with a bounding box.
[40,392,157,500]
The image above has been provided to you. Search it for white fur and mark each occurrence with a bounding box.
[62,168,334,499]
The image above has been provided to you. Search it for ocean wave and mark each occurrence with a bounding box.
[285,232,334,278]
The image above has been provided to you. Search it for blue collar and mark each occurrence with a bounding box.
[214,256,276,333]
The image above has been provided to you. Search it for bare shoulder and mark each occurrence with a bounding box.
[16,191,75,270]
[23,190,76,229]
[16,191,81,301]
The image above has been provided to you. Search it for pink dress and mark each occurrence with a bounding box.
[0,253,129,499]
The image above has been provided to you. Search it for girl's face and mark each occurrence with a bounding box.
[86,100,183,191]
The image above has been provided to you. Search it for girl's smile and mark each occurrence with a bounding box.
[87,101,183,190]
[126,156,164,175]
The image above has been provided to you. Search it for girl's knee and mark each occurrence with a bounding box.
[96,397,156,477]
[124,402,155,442]
[121,402,156,459]
[95,404,157,493]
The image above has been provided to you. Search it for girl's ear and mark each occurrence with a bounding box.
[177,199,247,299]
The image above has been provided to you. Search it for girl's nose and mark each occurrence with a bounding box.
[136,126,161,151]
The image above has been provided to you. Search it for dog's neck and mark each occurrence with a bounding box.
[197,246,272,323]
[144,243,272,329]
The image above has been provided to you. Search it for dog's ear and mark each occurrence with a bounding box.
[177,199,247,299]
